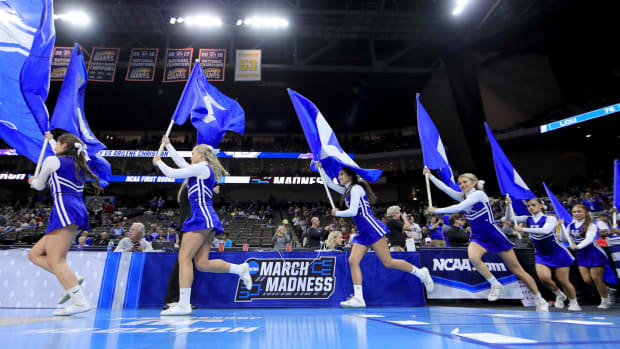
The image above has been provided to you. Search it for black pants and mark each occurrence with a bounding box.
[163,259,180,304]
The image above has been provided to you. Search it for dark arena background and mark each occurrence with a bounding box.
[1,1,620,348]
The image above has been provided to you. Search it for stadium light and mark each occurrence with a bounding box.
[241,16,288,29]
[169,15,222,27]
[452,0,470,16]
[54,11,91,25]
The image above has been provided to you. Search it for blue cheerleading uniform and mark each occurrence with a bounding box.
[31,156,90,234]
[156,144,223,235]
[320,172,388,246]
[429,174,513,253]
[509,212,574,268]
[568,220,608,267]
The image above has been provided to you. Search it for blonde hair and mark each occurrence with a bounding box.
[194,144,229,182]
[177,179,188,203]
[325,231,343,250]
[458,173,484,199]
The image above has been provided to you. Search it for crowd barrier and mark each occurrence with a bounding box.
[2,247,618,308]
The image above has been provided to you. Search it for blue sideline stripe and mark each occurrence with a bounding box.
[432,275,517,292]
[97,252,122,308]
[123,253,146,309]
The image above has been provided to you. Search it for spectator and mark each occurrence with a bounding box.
[166,227,178,244]
[404,215,422,242]
[104,201,115,214]
[307,217,326,249]
[444,214,470,247]
[385,205,409,251]
[221,232,233,247]
[423,237,432,248]
[95,232,111,246]
[111,223,125,237]
[115,223,153,252]
[77,235,87,248]
[144,230,156,242]
[272,225,291,250]
[325,231,345,251]
[427,216,445,247]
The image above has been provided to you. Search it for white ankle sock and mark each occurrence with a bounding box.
[411,266,424,279]
[179,288,191,305]
[569,298,579,306]
[67,285,87,305]
[553,289,565,298]
[229,264,243,275]
[354,285,364,300]
[486,277,501,287]
[601,297,609,303]
[534,293,546,303]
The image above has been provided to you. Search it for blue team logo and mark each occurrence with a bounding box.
[235,257,336,302]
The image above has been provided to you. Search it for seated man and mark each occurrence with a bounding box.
[115,223,153,252]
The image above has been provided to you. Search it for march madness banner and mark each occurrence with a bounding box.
[50,46,73,81]
[125,48,159,82]
[163,48,193,83]
[199,49,226,81]
[87,47,120,82]
[419,248,523,299]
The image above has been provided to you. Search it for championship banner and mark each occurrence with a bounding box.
[419,248,523,299]
[125,48,159,82]
[163,48,193,83]
[50,46,73,81]
[235,49,261,81]
[87,47,120,82]
[199,49,226,81]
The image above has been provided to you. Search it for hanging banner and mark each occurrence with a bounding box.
[199,49,226,81]
[163,48,193,83]
[87,47,120,82]
[50,46,73,81]
[125,48,159,82]
[235,49,261,81]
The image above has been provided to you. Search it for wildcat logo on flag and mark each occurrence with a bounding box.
[288,89,382,182]
[485,122,534,215]
[170,61,245,147]
[0,0,55,163]
[416,94,459,191]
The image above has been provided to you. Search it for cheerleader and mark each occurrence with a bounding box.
[567,204,612,309]
[424,169,549,311]
[28,133,99,316]
[317,162,433,308]
[505,197,580,311]
[153,137,252,316]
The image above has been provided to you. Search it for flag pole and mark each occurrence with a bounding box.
[560,222,574,246]
[156,119,175,157]
[613,210,617,229]
[34,138,49,176]
[424,167,433,208]
[318,167,336,210]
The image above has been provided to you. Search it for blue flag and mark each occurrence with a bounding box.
[0,0,55,162]
[484,122,534,215]
[171,61,245,147]
[416,94,460,191]
[614,159,619,209]
[288,89,382,182]
[543,182,572,226]
[50,43,111,187]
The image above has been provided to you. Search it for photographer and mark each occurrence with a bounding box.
[385,206,409,251]
[115,222,153,252]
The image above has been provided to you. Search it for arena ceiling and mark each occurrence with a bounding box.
[48,0,579,133]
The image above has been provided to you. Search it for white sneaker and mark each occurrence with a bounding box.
[340,296,366,308]
[419,267,434,293]
[160,303,192,316]
[487,283,504,302]
[536,300,549,312]
[239,263,253,290]
[567,303,582,311]
[53,301,91,316]
[598,299,613,310]
[554,293,567,309]
[57,276,85,305]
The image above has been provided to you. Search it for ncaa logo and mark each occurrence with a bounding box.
[248,261,259,275]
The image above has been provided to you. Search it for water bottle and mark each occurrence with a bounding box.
[107,240,114,252]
